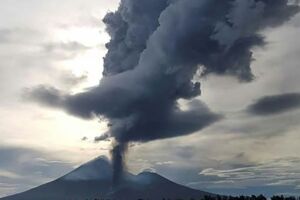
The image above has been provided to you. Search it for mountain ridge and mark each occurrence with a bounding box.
[1,156,214,200]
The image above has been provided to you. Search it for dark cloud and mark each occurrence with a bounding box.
[26,0,300,143]
[81,136,88,141]
[175,146,196,160]
[102,0,169,76]
[94,133,110,142]
[247,93,300,116]
[22,86,65,109]
[26,86,221,142]
[24,0,299,185]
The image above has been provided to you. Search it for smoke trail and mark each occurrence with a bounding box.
[25,0,299,186]
[110,142,128,188]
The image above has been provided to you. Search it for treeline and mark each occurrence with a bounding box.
[86,195,300,200]
[203,195,300,200]
[85,195,300,200]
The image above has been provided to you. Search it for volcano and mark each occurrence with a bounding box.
[0,156,214,200]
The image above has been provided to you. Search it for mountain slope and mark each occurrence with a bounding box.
[63,156,112,181]
[1,156,213,200]
[109,172,214,200]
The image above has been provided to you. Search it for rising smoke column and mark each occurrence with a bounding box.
[25,0,299,186]
[110,142,128,187]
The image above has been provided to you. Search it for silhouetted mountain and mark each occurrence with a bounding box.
[1,156,213,200]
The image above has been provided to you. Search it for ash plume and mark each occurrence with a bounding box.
[25,0,299,186]
[110,142,128,188]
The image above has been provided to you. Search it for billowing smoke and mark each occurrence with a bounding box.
[25,0,299,186]
[110,142,128,187]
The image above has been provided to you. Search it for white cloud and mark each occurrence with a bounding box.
[0,170,22,179]
[199,157,300,189]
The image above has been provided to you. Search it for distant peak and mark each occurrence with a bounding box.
[138,171,161,177]
[62,155,112,181]
[88,155,110,165]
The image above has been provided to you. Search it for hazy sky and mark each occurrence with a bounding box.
[1,0,300,197]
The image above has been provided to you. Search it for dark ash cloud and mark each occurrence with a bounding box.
[22,86,65,109]
[102,0,169,76]
[94,133,110,142]
[24,0,300,186]
[81,136,88,141]
[25,0,299,143]
[25,86,221,142]
[247,93,300,116]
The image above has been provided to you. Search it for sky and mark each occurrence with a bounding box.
[1,0,300,198]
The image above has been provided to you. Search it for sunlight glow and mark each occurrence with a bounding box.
[53,26,110,91]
